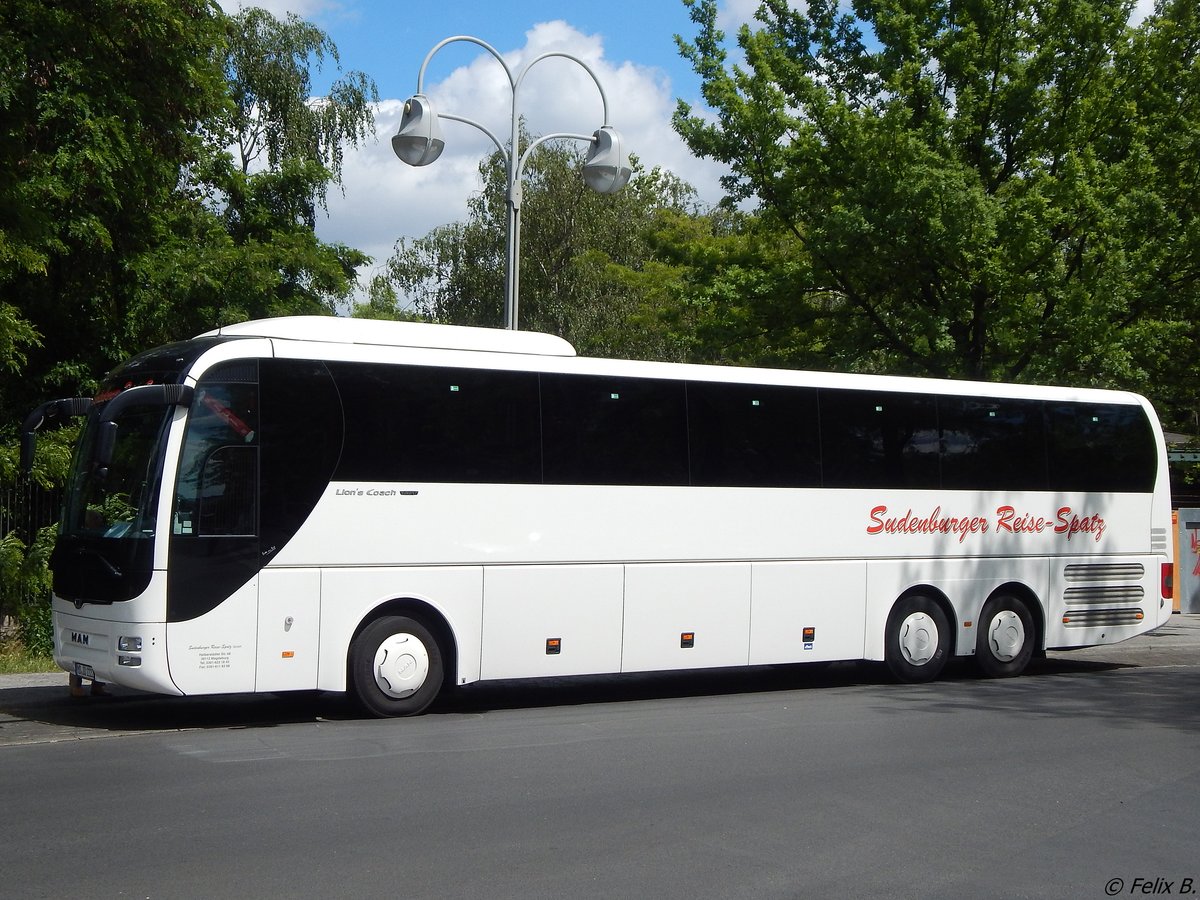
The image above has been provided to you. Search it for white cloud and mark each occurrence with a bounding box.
[718,0,809,32]
[1129,0,1156,24]
[318,22,730,286]
[718,0,769,31]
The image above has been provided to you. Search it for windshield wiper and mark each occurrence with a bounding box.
[71,546,122,578]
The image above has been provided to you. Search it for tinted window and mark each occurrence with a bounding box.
[330,364,540,483]
[173,373,259,537]
[542,374,688,485]
[259,359,342,546]
[939,397,1047,491]
[688,381,820,487]
[820,390,940,488]
[1046,402,1157,492]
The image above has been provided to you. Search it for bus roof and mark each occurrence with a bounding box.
[198,316,577,358]
[195,316,1150,411]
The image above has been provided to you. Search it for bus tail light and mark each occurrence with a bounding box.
[1161,563,1174,600]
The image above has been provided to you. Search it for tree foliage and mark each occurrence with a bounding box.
[674,0,1200,420]
[0,0,229,425]
[0,4,379,650]
[0,2,377,428]
[222,7,377,215]
[369,136,699,358]
[618,208,838,367]
[120,7,378,356]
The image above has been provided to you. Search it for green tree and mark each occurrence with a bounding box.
[674,0,1200,411]
[1,5,380,639]
[0,4,379,428]
[618,207,838,368]
[1111,0,1200,430]
[124,7,379,350]
[0,0,228,425]
[370,136,699,358]
[224,8,376,209]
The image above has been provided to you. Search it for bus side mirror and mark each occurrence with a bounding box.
[20,397,94,473]
[19,431,37,475]
[94,421,119,475]
[93,384,194,470]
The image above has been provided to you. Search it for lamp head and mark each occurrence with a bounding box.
[582,126,631,194]
[392,94,445,166]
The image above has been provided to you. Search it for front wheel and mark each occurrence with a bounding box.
[976,594,1035,678]
[885,595,950,683]
[349,615,444,717]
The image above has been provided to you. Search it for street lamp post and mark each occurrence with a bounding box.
[392,35,631,331]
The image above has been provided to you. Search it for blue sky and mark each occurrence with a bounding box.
[221,0,1158,296]
[218,0,758,285]
[297,0,716,102]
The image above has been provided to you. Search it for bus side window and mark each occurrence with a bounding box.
[195,444,258,536]
[173,378,260,536]
[819,390,940,489]
[939,397,1047,491]
[687,381,820,487]
[541,373,689,486]
[1046,403,1157,493]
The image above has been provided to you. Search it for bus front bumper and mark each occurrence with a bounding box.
[53,609,181,695]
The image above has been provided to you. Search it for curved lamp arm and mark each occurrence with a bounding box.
[513,131,600,205]
[416,35,515,95]
[514,52,612,125]
[439,112,510,161]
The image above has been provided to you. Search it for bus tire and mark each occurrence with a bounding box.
[349,614,444,717]
[976,594,1035,678]
[885,595,950,683]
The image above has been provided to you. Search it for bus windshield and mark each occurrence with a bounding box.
[58,338,222,547]
[60,402,173,542]
[49,340,221,604]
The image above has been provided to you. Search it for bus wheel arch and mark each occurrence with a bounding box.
[975,586,1040,678]
[347,599,456,717]
[884,589,954,683]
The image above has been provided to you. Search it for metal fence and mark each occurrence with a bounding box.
[1,478,61,631]
[0,477,62,545]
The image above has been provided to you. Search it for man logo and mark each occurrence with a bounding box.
[70,631,90,647]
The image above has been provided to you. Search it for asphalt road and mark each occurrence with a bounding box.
[1,616,1198,899]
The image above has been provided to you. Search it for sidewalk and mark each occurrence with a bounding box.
[0,672,72,689]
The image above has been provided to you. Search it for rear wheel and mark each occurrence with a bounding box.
[349,614,444,717]
[885,595,950,683]
[976,594,1035,677]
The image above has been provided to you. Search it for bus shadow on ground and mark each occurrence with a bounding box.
[0,654,1137,738]
[878,660,1200,736]
[431,654,1123,715]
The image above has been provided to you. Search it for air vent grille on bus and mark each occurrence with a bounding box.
[1063,563,1145,581]
[1063,585,1145,605]
[1061,608,1145,627]
[1061,562,1146,628]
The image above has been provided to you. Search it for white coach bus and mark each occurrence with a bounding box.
[22,316,1174,716]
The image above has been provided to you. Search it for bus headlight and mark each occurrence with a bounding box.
[117,636,142,652]
[118,655,141,667]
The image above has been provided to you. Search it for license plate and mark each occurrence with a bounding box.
[74,662,96,680]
